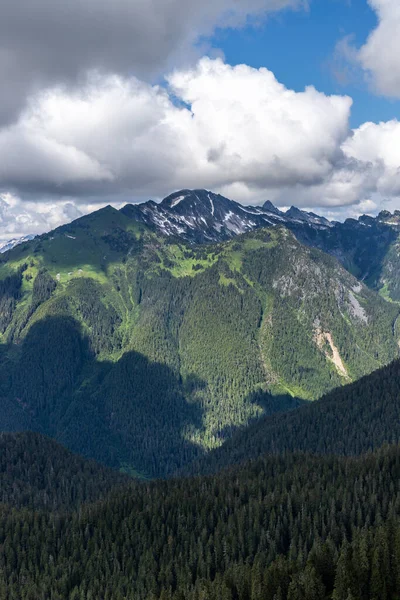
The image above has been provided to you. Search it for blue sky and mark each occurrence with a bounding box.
[208,0,400,127]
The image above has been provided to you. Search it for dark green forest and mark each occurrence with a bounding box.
[2,358,400,598]
[0,432,128,511]
[2,442,400,599]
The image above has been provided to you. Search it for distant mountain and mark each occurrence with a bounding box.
[0,234,35,253]
[121,189,333,245]
[0,203,399,476]
[285,205,332,227]
[122,190,400,302]
[289,210,400,302]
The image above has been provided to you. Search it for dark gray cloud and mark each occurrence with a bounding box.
[0,0,302,123]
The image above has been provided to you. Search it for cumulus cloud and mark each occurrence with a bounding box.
[356,0,400,97]
[1,56,400,238]
[268,158,381,209]
[343,120,400,195]
[0,0,305,124]
[167,60,352,188]
[275,118,400,211]
[0,58,353,199]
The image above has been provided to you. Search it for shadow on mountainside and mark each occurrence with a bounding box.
[182,358,400,478]
[0,316,206,479]
[0,316,306,479]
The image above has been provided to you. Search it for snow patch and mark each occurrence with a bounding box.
[170,195,185,208]
[208,193,215,216]
[239,206,261,215]
[267,213,285,221]
[0,234,35,253]
[261,217,273,225]
[176,215,196,227]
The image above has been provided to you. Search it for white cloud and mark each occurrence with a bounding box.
[167,60,352,188]
[268,159,381,209]
[1,56,400,238]
[343,120,400,195]
[357,0,400,97]
[0,58,353,199]
[278,118,400,212]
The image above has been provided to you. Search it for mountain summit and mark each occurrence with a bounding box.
[121,189,332,244]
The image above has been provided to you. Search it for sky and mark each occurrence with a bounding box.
[1,0,400,242]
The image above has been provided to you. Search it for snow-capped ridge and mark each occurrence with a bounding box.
[120,189,334,244]
[0,235,35,253]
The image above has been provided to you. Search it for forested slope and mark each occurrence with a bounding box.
[187,358,400,476]
[1,445,400,599]
[0,205,399,475]
[0,432,128,510]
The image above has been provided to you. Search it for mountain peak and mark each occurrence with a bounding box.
[262,200,281,215]
[377,210,400,227]
[120,189,334,244]
[285,205,332,228]
[161,189,193,209]
[161,189,231,216]
[286,206,305,219]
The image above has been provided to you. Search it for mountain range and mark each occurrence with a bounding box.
[0,234,35,254]
[3,189,400,598]
[1,189,400,476]
[121,189,333,245]
[123,189,400,301]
